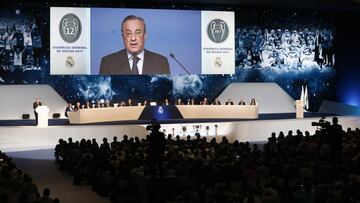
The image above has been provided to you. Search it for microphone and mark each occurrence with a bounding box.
[169,53,191,74]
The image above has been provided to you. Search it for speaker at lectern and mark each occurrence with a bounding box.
[295,100,304,119]
[35,106,49,127]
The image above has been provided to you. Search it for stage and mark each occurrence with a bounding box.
[1,84,360,153]
[1,112,360,153]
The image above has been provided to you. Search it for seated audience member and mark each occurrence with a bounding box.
[38,188,52,203]
[212,98,221,105]
[126,98,133,106]
[238,99,246,105]
[225,98,234,105]
[175,98,183,105]
[20,174,39,203]
[104,99,113,107]
[143,100,149,106]
[65,102,74,117]
[83,101,92,109]
[200,97,209,105]
[250,98,257,105]
[111,136,120,150]
[74,102,81,111]
[163,98,170,106]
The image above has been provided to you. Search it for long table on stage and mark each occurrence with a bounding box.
[68,106,145,124]
[176,105,258,119]
[67,105,259,124]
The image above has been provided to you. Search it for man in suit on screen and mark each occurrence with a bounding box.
[99,15,170,75]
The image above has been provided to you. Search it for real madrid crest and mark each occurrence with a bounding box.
[65,56,74,68]
[214,57,222,68]
[157,106,164,114]
[59,13,82,43]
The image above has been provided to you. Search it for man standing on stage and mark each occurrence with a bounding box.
[33,97,42,125]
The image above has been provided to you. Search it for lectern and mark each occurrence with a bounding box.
[295,100,304,119]
[36,106,49,127]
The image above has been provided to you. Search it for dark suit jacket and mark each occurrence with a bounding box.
[33,102,42,111]
[99,49,170,75]
[212,101,221,105]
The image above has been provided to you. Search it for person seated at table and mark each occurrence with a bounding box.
[238,99,246,105]
[83,101,93,109]
[74,102,81,111]
[143,100,149,106]
[104,99,113,107]
[163,98,170,106]
[250,98,257,105]
[225,98,234,105]
[188,98,196,105]
[212,98,221,105]
[126,98,134,106]
[65,102,74,117]
[200,97,209,105]
[118,101,126,107]
[94,100,104,108]
[175,98,183,105]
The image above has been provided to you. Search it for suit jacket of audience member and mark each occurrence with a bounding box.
[33,102,42,110]
[99,49,170,75]
[225,101,234,105]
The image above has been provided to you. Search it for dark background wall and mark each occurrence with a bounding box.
[335,11,360,106]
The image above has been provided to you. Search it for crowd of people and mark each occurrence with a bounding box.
[54,117,360,203]
[0,20,42,72]
[0,151,59,203]
[235,27,334,70]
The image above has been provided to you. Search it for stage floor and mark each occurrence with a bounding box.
[1,113,360,153]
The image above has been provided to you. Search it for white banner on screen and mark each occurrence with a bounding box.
[201,11,235,74]
[50,7,91,75]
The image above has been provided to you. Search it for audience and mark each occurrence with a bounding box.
[0,151,58,203]
[38,188,53,203]
[54,117,360,203]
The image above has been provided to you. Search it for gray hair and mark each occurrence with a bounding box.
[121,15,146,33]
